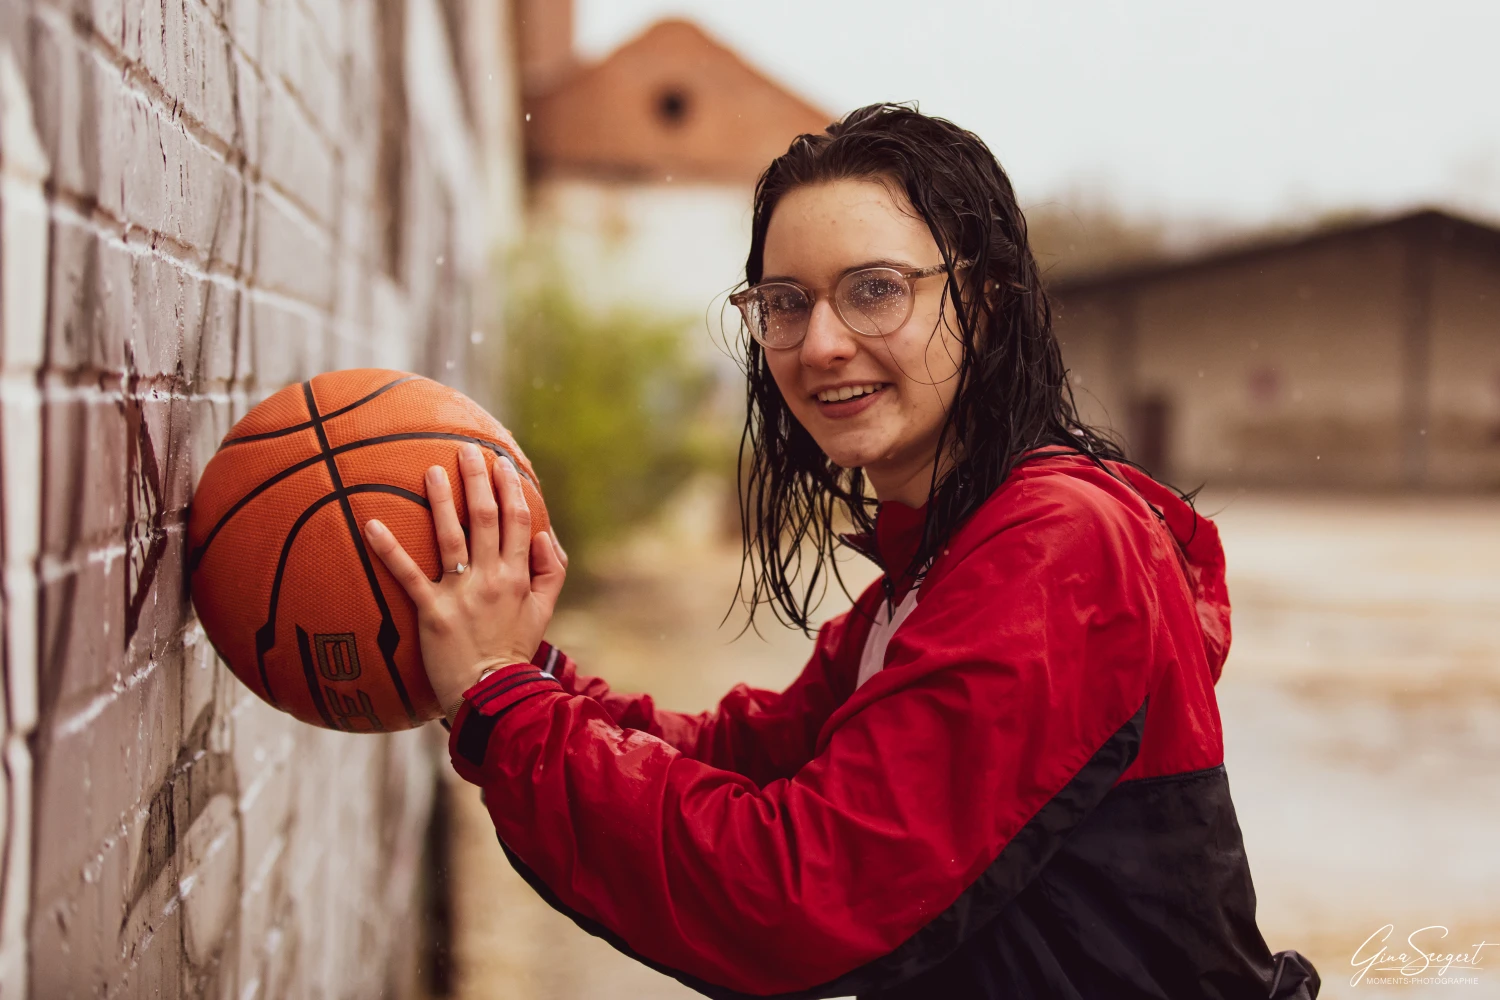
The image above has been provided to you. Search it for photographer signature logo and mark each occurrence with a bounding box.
[1351,924,1493,987]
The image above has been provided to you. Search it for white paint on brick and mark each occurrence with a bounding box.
[0,38,49,998]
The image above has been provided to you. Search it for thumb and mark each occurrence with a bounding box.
[529,531,566,610]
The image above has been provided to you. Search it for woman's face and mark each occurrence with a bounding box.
[760,178,962,507]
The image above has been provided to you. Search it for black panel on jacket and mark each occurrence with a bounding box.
[863,766,1319,1000]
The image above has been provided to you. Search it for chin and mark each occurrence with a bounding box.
[814,438,888,472]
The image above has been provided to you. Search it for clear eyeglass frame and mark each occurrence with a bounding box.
[730,260,972,350]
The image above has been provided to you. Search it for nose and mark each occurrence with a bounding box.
[798,296,858,370]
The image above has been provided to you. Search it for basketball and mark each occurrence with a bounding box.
[188,369,550,733]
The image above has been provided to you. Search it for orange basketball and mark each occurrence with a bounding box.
[188,369,550,732]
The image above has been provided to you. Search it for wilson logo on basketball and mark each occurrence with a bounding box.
[187,369,550,733]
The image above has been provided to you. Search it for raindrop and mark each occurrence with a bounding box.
[436,255,445,266]
[445,359,456,370]
[525,113,532,122]
[469,330,483,344]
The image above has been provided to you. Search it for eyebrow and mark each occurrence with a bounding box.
[758,257,919,285]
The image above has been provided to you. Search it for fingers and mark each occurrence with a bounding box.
[549,529,568,570]
[529,531,566,614]
[494,454,533,566]
[425,465,469,574]
[459,444,500,570]
[364,520,436,603]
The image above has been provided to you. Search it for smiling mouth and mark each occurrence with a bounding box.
[815,382,887,403]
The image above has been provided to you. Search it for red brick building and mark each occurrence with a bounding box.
[512,1,830,317]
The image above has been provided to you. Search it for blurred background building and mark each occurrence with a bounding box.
[516,0,825,321]
[1055,209,1500,490]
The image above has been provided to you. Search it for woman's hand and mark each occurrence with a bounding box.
[363,443,567,721]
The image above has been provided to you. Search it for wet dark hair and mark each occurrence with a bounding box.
[735,102,1129,631]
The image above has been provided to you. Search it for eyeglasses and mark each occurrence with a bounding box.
[730,260,971,350]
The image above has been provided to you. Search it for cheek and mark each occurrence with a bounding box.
[764,354,808,413]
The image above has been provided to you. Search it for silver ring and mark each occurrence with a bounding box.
[450,562,468,575]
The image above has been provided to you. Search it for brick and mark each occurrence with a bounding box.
[36,549,127,718]
[251,191,334,309]
[170,272,246,388]
[175,0,242,151]
[39,387,130,561]
[270,0,342,142]
[224,0,264,71]
[258,78,335,225]
[43,214,130,377]
[245,292,323,387]
[230,46,264,169]
[29,8,95,205]
[31,638,181,907]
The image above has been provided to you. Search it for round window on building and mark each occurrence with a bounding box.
[656,87,691,127]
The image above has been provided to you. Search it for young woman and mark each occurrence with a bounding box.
[363,105,1320,999]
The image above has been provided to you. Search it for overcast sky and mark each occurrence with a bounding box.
[576,0,1500,229]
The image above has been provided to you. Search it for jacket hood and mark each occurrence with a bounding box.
[1116,466,1232,682]
[843,457,1232,683]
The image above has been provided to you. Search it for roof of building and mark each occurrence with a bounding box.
[1050,208,1500,295]
[522,19,831,185]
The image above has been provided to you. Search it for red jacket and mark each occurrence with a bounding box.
[447,452,1319,999]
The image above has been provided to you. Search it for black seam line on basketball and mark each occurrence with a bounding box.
[254,483,430,708]
[191,432,534,572]
[303,381,419,727]
[470,671,553,711]
[295,626,338,728]
[218,376,424,448]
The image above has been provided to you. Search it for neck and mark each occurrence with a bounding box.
[867,455,942,508]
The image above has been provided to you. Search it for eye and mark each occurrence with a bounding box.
[761,285,810,317]
[844,272,906,310]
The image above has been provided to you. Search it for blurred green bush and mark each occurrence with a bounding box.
[499,281,728,580]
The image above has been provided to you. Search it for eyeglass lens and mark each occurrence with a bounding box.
[742,267,914,348]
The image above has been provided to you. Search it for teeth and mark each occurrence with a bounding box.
[818,383,882,403]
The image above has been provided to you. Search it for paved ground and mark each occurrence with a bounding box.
[447,492,1500,999]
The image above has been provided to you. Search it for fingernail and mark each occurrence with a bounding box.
[460,443,481,462]
[501,455,518,475]
[365,519,386,538]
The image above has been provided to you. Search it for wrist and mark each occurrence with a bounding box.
[439,658,521,723]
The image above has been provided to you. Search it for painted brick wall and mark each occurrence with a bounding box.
[0,1,523,996]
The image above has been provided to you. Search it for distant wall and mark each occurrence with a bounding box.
[0,1,521,996]
[530,177,748,314]
[1055,217,1500,490]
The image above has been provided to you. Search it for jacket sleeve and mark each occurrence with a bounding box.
[448,493,1162,996]
[527,619,855,785]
